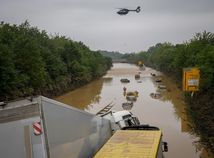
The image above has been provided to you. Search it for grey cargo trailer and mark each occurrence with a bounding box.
[0,96,112,158]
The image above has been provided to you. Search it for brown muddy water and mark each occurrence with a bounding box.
[56,63,209,158]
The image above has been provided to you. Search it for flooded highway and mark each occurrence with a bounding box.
[56,63,207,158]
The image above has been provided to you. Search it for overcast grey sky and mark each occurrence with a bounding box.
[1,0,214,53]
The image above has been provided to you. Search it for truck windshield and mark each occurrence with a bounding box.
[122,115,136,126]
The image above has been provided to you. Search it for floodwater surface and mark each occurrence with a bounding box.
[56,63,209,158]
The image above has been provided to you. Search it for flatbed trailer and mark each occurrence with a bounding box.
[94,130,164,158]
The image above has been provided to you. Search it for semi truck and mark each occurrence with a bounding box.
[0,96,167,158]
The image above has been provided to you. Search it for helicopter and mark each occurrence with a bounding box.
[117,6,141,15]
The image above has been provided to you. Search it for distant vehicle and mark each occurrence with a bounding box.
[120,78,130,83]
[155,78,162,82]
[150,92,161,99]
[158,85,167,90]
[126,91,139,101]
[122,102,133,110]
[117,6,141,15]
[135,74,140,79]
[151,73,156,76]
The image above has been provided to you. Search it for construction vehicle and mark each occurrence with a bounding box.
[0,96,168,158]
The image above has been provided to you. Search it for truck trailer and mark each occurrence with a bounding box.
[0,96,167,158]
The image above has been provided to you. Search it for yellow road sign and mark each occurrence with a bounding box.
[183,67,200,91]
[138,61,144,66]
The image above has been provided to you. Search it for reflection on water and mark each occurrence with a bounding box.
[55,63,211,158]
[102,76,113,82]
[55,79,103,110]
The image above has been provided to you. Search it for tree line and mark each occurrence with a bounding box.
[123,31,214,155]
[0,21,112,100]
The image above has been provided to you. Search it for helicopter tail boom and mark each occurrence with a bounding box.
[135,6,141,13]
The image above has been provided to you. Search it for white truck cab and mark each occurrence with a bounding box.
[101,110,140,131]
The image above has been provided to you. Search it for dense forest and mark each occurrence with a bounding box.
[0,21,112,101]
[99,50,124,61]
[123,31,214,155]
